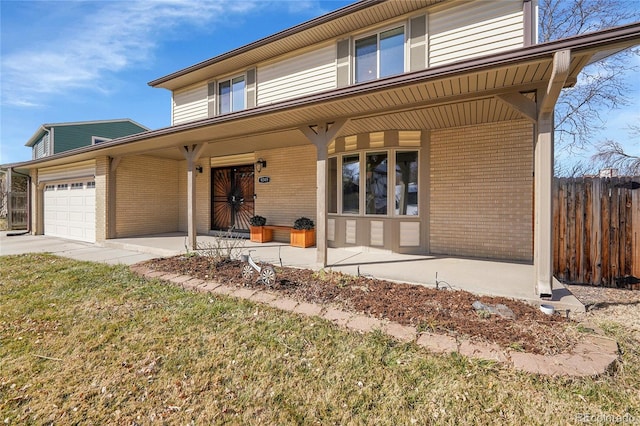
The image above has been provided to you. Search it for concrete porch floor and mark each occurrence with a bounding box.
[103,232,585,313]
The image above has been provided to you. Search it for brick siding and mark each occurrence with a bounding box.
[95,157,108,241]
[115,155,180,236]
[430,120,533,261]
[255,145,317,241]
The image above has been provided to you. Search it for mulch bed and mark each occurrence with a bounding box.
[138,255,576,355]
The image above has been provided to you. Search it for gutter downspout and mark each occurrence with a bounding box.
[534,49,571,298]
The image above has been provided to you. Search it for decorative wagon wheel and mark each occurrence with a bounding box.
[260,266,276,287]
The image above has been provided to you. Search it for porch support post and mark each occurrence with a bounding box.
[299,119,348,266]
[35,180,45,236]
[6,168,13,231]
[181,144,205,251]
[534,49,570,297]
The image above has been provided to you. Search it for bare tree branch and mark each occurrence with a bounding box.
[591,132,640,176]
[539,0,640,154]
[554,160,599,177]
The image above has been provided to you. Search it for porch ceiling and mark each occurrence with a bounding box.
[100,57,558,161]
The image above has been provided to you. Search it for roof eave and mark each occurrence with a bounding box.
[24,125,49,148]
[147,0,384,89]
[6,22,640,170]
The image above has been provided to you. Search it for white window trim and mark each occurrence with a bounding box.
[352,22,407,84]
[91,136,112,145]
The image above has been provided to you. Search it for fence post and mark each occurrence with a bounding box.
[633,187,640,279]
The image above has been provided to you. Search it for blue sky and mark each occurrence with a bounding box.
[0,0,353,164]
[1,0,638,167]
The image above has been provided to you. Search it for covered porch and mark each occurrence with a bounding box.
[102,232,584,312]
[17,23,640,303]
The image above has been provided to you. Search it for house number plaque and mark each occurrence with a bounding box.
[258,176,270,183]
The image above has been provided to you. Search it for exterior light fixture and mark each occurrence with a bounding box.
[256,158,267,172]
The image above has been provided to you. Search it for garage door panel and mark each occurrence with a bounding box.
[69,196,84,207]
[68,227,84,238]
[55,224,69,235]
[44,181,96,243]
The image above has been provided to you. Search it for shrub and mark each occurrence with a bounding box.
[249,215,267,227]
[293,217,315,230]
[195,228,246,264]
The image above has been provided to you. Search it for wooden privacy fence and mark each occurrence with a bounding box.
[7,192,28,230]
[553,177,640,288]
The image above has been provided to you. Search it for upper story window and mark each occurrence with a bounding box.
[354,26,405,83]
[218,75,246,114]
[34,134,51,159]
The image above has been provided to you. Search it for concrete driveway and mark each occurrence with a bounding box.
[0,232,159,265]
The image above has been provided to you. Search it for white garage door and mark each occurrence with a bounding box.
[44,181,96,242]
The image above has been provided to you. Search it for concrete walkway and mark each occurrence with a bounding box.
[1,231,584,312]
[104,232,585,313]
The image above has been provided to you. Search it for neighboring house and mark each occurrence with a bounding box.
[1,119,148,232]
[2,0,639,298]
[25,119,149,159]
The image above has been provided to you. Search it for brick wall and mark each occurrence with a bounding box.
[430,120,533,261]
[255,145,317,240]
[177,160,211,234]
[95,157,108,241]
[115,155,180,236]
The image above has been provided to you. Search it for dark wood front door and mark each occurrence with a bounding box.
[211,165,255,232]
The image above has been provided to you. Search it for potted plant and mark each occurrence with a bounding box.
[249,215,272,243]
[290,217,315,248]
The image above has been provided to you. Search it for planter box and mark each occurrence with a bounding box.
[290,229,315,248]
[250,226,273,243]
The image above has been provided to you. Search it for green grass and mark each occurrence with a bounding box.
[1,254,639,424]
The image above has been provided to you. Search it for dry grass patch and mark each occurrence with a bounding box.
[1,254,639,424]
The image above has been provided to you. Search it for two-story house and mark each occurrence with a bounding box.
[3,0,639,297]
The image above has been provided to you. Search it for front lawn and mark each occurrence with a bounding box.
[1,254,639,424]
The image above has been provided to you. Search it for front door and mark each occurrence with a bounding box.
[211,165,255,232]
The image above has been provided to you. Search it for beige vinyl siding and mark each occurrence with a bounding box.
[429,0,524,66]
[38,160,96,183]
[172,83,208,125]
[429,120,533,262]
[257,44,336,105]
[115,156,180,236]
